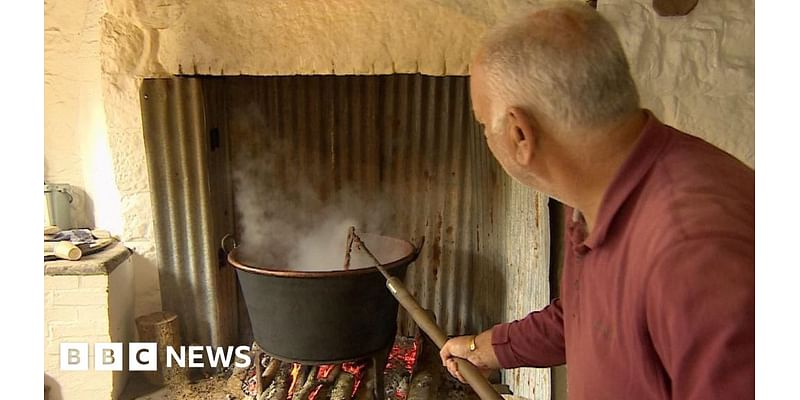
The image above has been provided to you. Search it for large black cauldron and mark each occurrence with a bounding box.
[227,233,419,364]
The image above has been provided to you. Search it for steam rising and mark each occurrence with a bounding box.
[231,105,398,271]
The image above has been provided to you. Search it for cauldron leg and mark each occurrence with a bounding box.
[254,348,265,396]
[372,344,392,400]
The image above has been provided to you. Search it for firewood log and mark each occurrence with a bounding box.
[292,365,310,395]
[406,334,442,400]
[292,366,319,400]
[329,371,355,400]
[262,363,291,400]
[134,311,185,386]
[262,358,281,380]
[312,365,342,399]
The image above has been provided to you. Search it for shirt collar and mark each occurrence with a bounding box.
[572,110,672,251]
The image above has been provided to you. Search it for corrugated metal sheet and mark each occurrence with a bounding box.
[140,78,238,348]
[500,184,552,400]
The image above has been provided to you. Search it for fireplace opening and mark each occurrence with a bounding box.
[139,73,549,398]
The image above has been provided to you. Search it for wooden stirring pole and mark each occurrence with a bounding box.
[348,228,503,400]
[343,226,355,270]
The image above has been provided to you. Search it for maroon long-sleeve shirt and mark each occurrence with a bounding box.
[491,111,754,399]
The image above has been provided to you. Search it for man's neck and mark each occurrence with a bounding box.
[553,110,648,232]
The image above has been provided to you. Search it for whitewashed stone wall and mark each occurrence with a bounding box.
[46,0,162,318]
[599,0,755,167]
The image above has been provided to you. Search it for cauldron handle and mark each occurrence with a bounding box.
[218,234,239,268]
[220,233,238,254]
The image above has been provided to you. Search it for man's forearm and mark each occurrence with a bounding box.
[491,299,567,368]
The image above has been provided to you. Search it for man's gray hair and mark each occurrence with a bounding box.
[479,1,640,133]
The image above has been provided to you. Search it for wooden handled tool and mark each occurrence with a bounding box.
[349,230,503,400]
[381,272,503,400]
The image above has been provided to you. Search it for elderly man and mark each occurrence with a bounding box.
[439,2,754,399]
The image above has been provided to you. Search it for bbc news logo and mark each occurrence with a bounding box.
[60,343,252,371]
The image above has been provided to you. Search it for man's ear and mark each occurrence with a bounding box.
[506,107,537,166]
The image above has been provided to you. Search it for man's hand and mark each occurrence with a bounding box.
[439,328,502,383]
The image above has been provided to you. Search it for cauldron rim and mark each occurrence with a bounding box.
[227,233,417,278]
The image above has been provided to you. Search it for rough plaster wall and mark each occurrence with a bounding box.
[599,0,755,167]
[104,0,512,77]
[99,19,164,319]
[44,0,127,233]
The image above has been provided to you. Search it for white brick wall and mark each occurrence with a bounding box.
[45,275,113,400]
[44,257,134,400]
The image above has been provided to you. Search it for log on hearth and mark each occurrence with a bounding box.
[261,362,292,400]
[312,365,342,399]
[262,358,281,383]
[329,370,355,400]
[135,311,186,385]
[289,365,310,396]
[255,352,265,396]
[406,333,442,400]
[293,366,320,400]
[352,374,375,400]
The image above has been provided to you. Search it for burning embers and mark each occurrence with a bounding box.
[241,339,419,400]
